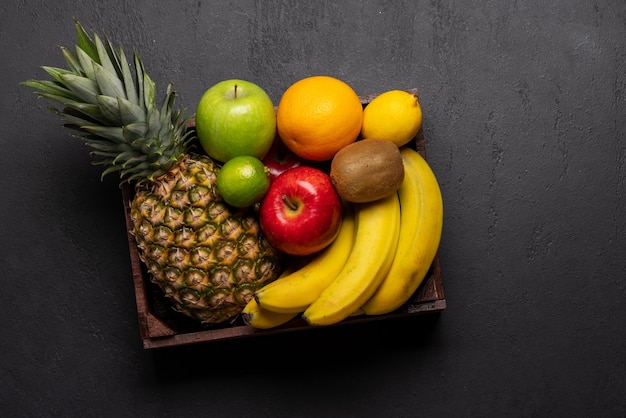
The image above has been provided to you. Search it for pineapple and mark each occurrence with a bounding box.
[23,20,281,324]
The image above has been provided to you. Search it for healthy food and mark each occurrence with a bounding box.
[22,22,281,324]
[24,21,444,332]
[330,139,405,203]
[241,264,302,329]
[254,204,355,314]
[262,134,303,183]
[253,147,443,327]
[216,155,270,208]
[195,79,276,162]
[361,89,423,147]
[361,148,444,314]
[259,166,342,256]
[302,192,401,325]
[241,298,298,329]
[276,75,363,161]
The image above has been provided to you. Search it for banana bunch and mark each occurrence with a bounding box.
[243,147,443,329]
[361,147,444,315]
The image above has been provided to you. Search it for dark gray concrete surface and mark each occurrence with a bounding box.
[2,1,625,416]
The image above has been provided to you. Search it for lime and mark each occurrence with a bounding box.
[361,90,423,147]
[217,156,271,208]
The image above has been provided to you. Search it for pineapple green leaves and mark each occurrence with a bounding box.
[23,20,283,325]
[22,19,192,184]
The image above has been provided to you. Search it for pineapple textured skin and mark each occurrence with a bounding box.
[130,154,281,324]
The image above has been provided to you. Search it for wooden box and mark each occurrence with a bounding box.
[121,88,446,349]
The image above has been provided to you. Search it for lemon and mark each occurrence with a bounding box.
[217,156,271,208]
[361,90,423,147]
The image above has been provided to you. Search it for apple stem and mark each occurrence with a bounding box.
[234,84,238,99]
[282,195,298,211]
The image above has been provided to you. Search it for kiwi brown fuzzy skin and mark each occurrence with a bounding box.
[330,139,404,203]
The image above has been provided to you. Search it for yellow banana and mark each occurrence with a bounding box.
[302,192,401,326]
[361,147,443,315]
[241,261,303,329]
[241,298,298,329]
[254,205,356,314]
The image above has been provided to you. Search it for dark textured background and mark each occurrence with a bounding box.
[2,0,625,416]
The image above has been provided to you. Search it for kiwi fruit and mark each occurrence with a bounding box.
[330,139,404,203]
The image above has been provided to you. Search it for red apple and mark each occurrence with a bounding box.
[261,133,303,182]
[259,166,342,256]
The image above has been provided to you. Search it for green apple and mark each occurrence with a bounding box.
[195,79,276,163]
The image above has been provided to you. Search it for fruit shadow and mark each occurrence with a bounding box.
[148,312,443,382]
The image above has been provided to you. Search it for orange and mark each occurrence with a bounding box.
[276,76,363,161]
